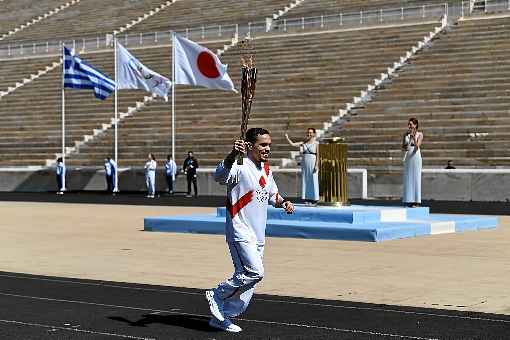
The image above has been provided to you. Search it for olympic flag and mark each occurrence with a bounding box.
[116,42,171,99]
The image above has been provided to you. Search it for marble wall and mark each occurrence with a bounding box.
[0,168,508,201]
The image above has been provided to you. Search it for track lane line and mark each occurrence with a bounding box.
[1,273,509,325]
[0,291,439,339]
[0,319,155,340]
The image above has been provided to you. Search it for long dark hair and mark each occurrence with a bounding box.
[408,117,419,129]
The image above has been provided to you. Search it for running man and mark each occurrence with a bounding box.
[206,127,294,332]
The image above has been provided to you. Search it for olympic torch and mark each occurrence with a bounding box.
[237,39,257,165]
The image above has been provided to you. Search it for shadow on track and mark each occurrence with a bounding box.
[109,314,217,333]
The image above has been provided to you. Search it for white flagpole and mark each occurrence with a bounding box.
[61,43,66,191]
[113,34,119,192]
[171,31,176,161]
[114,33,119,171]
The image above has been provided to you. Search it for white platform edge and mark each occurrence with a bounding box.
[379,208,407,222]
[430,221,456,235]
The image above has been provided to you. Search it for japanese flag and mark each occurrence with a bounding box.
[174,34,237,93]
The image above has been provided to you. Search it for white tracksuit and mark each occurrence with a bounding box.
[145,159,157,195]
[213,157,282,317]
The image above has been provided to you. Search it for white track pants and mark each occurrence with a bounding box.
[146,172,155,195]
[214,241,265,317]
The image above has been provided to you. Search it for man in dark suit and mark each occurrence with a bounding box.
[183,151,199,197]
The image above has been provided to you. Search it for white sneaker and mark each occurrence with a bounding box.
[208,317,242,333]
[205,290,224,322]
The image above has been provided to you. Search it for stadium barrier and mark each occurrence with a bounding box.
[0,167,509,202]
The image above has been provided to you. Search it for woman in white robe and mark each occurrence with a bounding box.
[402,118,423,207]
[285,128,319,204]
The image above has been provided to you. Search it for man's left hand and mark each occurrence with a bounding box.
[282,200,294,214]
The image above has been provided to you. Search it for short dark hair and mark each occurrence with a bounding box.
[408,117,419,129]
[246,127,270,144]
[57,157,63,162]
[307,127,316,133]
[149,153,156,161]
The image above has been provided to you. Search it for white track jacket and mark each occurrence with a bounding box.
[215,157,281,245]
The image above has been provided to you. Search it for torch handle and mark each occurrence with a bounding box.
[236,132,245,165]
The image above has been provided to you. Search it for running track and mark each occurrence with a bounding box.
[0,271,508,339]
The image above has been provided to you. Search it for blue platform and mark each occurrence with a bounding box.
[144,205,498,242]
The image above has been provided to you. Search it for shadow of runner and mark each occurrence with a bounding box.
[108,313,219,332]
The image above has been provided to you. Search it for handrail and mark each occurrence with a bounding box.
[0,3,450,60]
[461,0,510,17]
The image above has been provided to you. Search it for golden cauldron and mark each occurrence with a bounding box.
[319,137,348,206]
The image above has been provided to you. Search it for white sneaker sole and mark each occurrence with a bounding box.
[208,318,242,333]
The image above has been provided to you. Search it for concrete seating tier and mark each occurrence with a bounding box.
[1,0,166,44]
[328,16,510,169]
[64,24,437,167]
[282,0,459,19]
[0,56,57,91]
[126,0,292,34]
[0,0,67,36]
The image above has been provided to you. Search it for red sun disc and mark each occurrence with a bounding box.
[196,51,220,78]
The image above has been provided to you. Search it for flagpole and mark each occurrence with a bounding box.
[171,32,176,161]
[113,33,119,192]
[114,33,119,174]
[61,43,66,191]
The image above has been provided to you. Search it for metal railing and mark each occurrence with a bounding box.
[461,0,510,17]
[0,3,452,60]
[270,3,448,33]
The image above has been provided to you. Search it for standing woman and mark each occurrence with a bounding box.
[164,154,177,195]
[285,128,319,205]
[402,118,423,207]
[145,153,157,198]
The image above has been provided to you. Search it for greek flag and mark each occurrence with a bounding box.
[63,47,116,100]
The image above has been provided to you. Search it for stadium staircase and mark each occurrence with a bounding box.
[0,56,61,98]
[0,0,72,39]
[324,15,510,169]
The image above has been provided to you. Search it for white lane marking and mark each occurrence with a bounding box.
[0,319,155,339]
[254,297,510,324]
[0,291,438,339]
[235,318,439,340]
[0,273,201,296]
[1,273,509,324]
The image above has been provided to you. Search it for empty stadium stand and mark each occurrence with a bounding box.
[0,50,149,166]
[65,23,439,167]
[0,0,167,44]
[126,0,294,34]
[0,0,508,175]
[326,15,510,168]
[0,0,69,36]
